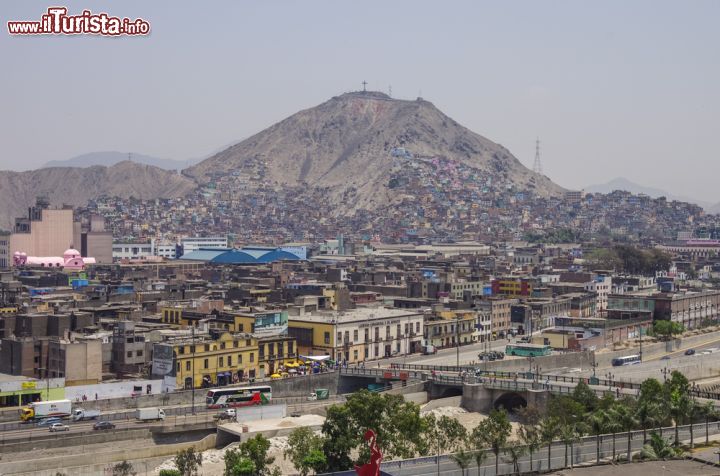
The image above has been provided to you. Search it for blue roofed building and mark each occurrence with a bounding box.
[179,245,306,264]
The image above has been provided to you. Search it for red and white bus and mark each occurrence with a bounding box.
[205,385,272,409]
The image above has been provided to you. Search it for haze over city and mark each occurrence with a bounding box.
[2,0,719,202]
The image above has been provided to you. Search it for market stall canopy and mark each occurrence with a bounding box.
[300,355,331,361]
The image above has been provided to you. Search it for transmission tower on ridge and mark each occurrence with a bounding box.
[533,138,543,175]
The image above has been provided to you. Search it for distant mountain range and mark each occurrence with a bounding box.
[0,161,195,229]
[42,151,200,171]
[585,177,719,212]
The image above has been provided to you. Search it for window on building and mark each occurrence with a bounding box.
[220,342,226,350]
[404,323,409,335]
[177,362,180,372]
[239,324,244,332]
[353,349,358,360]
[364,348,369,358]
[288,341,294,355]
[353,329,358,342]
[269,343,275,357]
[246,339,251,346]
[386,326,390,339]
[136,350,143,357]
[344,331,349,343]
[233,341,238,348]
[178,346,185,355]
[277,342,283,357]
[189,345,195,353]
[219,356,224,367]
[126,351,132,358]
[324,332,330,345]
[250,353,254,363]
[203,359,208,369]
[364,328,369,342]
[397,324,401,337]
[238,354,242,363]
[204,344,210,352]
[337,332,342,344]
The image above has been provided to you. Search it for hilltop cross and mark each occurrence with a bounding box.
[362,80,367,92]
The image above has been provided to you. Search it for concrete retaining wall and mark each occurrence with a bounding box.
[482,351,594,372]
[0,428,151,454]
[0,433,217,475]
[594,330,720,368]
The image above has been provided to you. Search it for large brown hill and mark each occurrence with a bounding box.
[0,161,195,229]
[186,91,564,209]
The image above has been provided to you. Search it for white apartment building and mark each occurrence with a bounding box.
[180,236,228,255]
[585,276,612,313]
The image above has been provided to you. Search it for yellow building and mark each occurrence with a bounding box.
[425,309,478,349]
[288,308,424,363]
[158,332,260,390]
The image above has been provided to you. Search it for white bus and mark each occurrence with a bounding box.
[611,354,641,366]
[205,385,272,409]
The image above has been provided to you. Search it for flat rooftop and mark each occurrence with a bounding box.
[291,307,423,324]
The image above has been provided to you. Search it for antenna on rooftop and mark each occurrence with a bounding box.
[533,138,543,175]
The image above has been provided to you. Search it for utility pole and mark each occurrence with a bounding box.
[456,315,460,368]
[191,325,196,415]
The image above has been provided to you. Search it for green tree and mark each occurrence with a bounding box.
[450,448,474,476]
[285,426,325,476]
[472,449,488,476]
[112,461,136,476]
[224,435,275,476]
[547,396,585,426]
[320,404,355,471]
[640,431,682,460]
[572,381,599,412]
[472,409,511,475]
[665,371,691,446]
[654,321,684,341]
[159,471,181,476]
[503,444,526,475]
[558,424,582,468]
[638,378,666,439]
[174,447,203,476]
[517,424,541,472]
[589,410,608,464]
[224,451,256,476]
[700,401,717,445]
[301,450,327,476]
[425,414,468,455]
[604,408,623,461]
[612,402,638,462]
[539,416,560,471]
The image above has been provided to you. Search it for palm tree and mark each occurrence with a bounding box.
[539,416,560,471]
[668,389,692,447]
[636,401,664,443]
[517,424,541,472]
[604,411,623,461]
[613,404,638,462]
[589,410,608,464]
[472,449,488,476]
[450,448,474,476]
[558,424,578,468]
[640,431,682,460]
[701,401,716,445]
[503,444,527,475]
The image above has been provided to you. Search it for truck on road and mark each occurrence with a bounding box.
[307,388,330,401]
[20,400,72,422]
[135,407,165,421]
[71,408,102,421]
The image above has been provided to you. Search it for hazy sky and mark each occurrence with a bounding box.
[2,1,719,202]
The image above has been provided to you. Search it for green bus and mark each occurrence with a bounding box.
[505,343,552,357]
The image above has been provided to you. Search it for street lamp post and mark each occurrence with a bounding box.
[191,325,196,415]
[455,315,460,368]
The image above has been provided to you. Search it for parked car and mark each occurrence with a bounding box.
[37,417,62,427]
[49,422,70,432]
[93,421,116,430]
[660,355,671,360]
[685,349,696,356]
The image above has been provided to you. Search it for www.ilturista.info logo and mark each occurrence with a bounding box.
[7,7,150,36]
